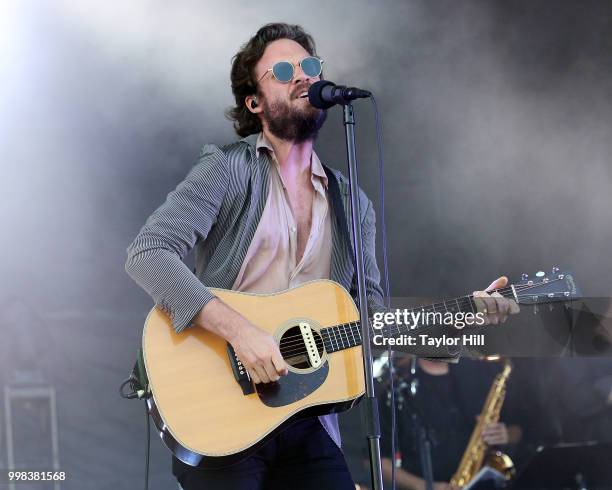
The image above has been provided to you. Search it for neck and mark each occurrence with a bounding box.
[262,127,313,174]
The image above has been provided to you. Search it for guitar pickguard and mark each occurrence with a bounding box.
[256,362,329,407]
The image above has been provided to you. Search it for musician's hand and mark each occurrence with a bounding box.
[481,422,509,445]
[473,276,520,325]
[228,323,289,384]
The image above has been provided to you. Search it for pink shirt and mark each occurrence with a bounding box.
[232,133,332,293]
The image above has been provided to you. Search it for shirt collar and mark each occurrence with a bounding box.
[255,131,274,158]
[255,132,328,189]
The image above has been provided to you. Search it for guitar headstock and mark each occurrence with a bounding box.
[512,267,581,305]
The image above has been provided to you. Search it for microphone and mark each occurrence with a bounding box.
[308,80,371,109]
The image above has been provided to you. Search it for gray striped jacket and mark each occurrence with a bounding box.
[125,133,385,448]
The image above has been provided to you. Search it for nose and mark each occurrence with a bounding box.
[292,61,319,85]
[292,64,307,85]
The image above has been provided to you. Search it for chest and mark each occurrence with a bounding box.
[286,181,313,222]
[283,180,315,258]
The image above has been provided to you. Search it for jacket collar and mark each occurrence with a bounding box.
[240,133,259,149]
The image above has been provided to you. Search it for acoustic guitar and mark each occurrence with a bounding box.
[141,269,579,467]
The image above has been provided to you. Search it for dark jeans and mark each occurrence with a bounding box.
[173,417,355,490]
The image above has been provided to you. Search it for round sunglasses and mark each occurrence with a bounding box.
[257,56,324,84]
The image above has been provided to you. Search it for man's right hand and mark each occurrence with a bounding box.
[193,297,289,385]
[228,322,289,384]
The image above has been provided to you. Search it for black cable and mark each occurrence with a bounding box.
[119,374,150,490]
[144,400,150,490]
[370,94,396,490]
[119,376,139,399]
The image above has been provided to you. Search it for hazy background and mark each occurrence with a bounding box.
[1,1,611,488]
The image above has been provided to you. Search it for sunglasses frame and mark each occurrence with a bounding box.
[257,56,324,84]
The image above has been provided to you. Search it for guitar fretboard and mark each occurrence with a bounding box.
[319,295,479,353]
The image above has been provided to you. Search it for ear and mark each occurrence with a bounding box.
[245,95,262,114]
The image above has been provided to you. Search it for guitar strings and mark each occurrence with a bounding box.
[279,279,559,347]
[278,280,561,356]
[286,278,563,340]
[282,307,565,358]
[279,284,560,356]
[277,278,568,358]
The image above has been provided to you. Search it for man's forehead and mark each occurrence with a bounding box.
[259,39,310,66]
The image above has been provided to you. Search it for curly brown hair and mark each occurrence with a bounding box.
[227,23,318,137]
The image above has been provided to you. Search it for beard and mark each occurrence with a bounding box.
[262,96,327,143]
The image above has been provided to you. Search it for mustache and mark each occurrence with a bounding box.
[292,83,311,99]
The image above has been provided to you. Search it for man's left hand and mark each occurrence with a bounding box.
[481,422,510,445]
[473,276,520,325]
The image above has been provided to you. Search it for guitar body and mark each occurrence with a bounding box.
[141,269,580,468]
[142,280,365,468]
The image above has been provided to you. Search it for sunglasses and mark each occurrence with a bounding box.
[257,56,324,84]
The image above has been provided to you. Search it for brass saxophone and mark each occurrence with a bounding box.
[450,359,515,488]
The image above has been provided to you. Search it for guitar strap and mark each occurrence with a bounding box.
[323,165,358,296]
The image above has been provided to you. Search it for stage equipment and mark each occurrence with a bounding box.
[3,371,61,490]
[340,95,383,490]
[513,441,612,489]
[409,356,435,490]
[308,80,371,109]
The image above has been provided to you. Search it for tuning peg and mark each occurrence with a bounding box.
[521,273,529,281]
[552,266,559,274]
[536,271,545,278]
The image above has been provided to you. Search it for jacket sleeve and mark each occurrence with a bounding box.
[125,145,229,333]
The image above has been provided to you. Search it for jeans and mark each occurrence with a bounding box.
[173,417,355,490]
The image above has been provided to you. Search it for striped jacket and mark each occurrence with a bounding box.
[125,133,385,448]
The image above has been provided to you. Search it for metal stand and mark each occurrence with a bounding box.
[409,359,434,490]
[343,103,384,490]
[415,421,434,490]
[4,371,61,490]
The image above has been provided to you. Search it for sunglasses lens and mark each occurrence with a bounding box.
[301,57,322,77]
[272,61,294,82]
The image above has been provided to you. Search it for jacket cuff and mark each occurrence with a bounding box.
[160,281,217,334]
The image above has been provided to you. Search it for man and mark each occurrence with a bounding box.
[125,22,518,490]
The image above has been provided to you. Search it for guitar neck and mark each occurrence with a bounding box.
[319,293,486,353]
[318,270,579,353]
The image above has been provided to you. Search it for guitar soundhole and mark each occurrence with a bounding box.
[279,326,325,370]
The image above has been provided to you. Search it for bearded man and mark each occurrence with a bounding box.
[126,22,517,490]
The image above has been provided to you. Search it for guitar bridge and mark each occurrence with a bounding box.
[226,343,255,395]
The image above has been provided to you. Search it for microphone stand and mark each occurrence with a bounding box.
[342,103,384,490]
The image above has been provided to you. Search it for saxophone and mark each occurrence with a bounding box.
[450,359,515,488]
